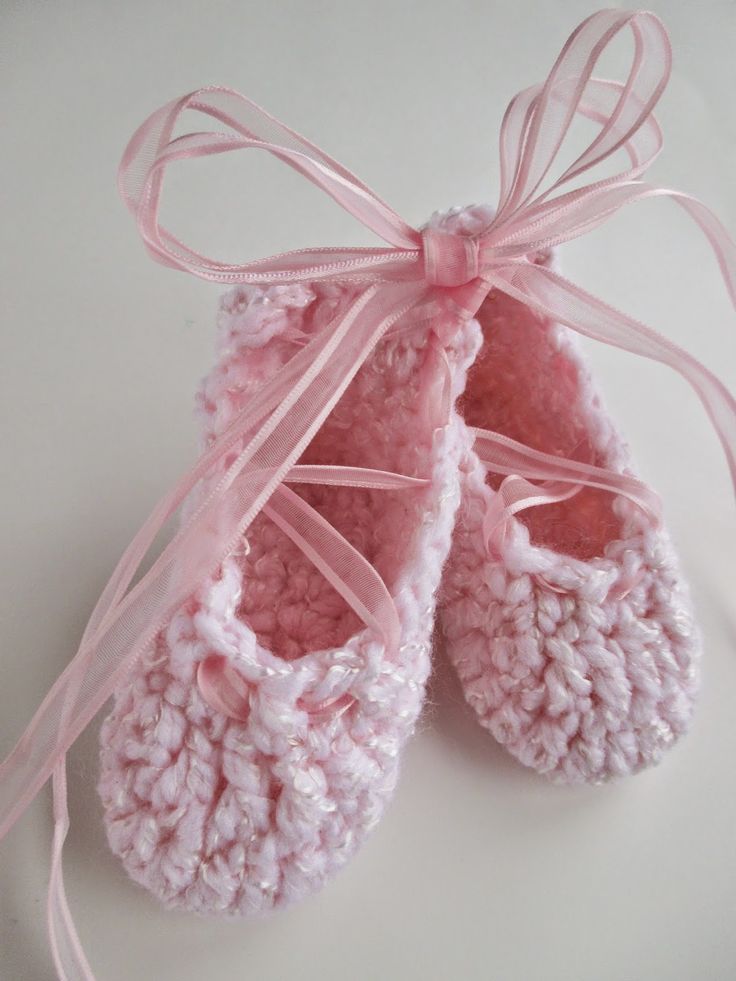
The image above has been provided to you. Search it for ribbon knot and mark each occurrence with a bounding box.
[422,226,481,287]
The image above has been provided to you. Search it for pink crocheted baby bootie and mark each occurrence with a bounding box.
[439,277,702,785]
[97,258,481,913]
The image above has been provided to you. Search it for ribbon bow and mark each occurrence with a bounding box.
[2,9,736,979]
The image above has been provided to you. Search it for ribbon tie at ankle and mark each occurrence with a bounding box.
[422,226,481,287]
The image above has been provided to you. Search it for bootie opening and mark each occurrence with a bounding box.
[204,283,442,660]
[459,289,625,560]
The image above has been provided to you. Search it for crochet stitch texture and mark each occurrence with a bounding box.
[98,239,483,914]
[97,194,703,919]
[439,275,701,784]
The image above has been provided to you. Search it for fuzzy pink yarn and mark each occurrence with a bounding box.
[98,252,482,914]
[439,278,702,784]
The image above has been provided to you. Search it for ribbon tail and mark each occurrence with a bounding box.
[2,297,348,857]
[48,762,95,981]
[486,263,736,495]
[0,280,422,844]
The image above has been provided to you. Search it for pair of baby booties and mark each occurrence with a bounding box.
[98,200,698,916]
[5,12,734,979]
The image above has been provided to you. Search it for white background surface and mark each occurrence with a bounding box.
[2,1,736,979]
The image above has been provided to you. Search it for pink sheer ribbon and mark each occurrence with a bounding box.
[471,426,663,552]
[1,9,736,979]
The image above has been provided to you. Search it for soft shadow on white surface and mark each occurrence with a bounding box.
[1,1,735,979]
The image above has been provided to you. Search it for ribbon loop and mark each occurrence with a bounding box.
[119,86,423,284]
[493,9,671,226]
